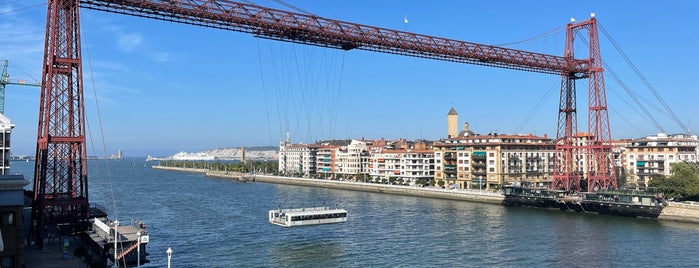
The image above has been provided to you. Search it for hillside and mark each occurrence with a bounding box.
[203,146,278,160]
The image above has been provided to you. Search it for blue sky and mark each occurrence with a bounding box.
[1,0,697,157]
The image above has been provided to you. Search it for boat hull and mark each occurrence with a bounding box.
[502,186,666,218]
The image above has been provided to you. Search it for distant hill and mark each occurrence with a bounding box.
[203,147,278,160]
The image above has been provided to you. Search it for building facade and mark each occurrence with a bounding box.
[0,114,29,268]
[434,133,555,190]
[278,139,319,177]
[624,133,699,188]
[367,149,434,184]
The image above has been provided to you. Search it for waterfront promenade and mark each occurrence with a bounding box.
[153,165,699,223]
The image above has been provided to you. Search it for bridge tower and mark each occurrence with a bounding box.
[30,0,89,249]
[552,17,616,192]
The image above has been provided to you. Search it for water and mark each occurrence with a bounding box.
[12,159,699,267]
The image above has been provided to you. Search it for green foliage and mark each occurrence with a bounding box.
[649,162,699,201]
[617,167,628,188]
[437,180,445,187]
[160,160,278,174]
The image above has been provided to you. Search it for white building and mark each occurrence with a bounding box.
[624,133,699,188]
[278,139,319,177]
[0,114,14,175]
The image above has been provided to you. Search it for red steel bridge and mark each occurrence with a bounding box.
[31,0,615,248]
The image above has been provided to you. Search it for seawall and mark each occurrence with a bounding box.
[152,166,699,223]
[153,166,503,204]
[659,202,699,223]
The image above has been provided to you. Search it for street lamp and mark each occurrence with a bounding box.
[113,220,119,268]
[167,247,173,268]
[136,231,141,267]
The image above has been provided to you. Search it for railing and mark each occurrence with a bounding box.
[116,241,140,261]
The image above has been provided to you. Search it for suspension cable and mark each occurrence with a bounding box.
[81,14,119,220]
[575,32,665,133]
[514,81,557,133]
[494,26,564,47]
[599,23,691,134]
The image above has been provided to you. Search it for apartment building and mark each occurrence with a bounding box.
[333,140,369,177]
[624,133,699,188]
[368,149,435,184]
[278,139,320,177]
[434,133,555,190]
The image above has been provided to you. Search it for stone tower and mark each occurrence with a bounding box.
[447,106,458,138]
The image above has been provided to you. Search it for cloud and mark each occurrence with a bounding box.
[0,7,46,78]
[117,32,143,52]
[97,21,172,63]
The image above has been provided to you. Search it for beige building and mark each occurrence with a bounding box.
[434,133,555,190]
[333,140,369,177]
[624,133,699,188]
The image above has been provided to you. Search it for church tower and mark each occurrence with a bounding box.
[447,106,458,138]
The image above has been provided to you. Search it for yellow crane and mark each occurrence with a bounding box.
[1,59,41,114]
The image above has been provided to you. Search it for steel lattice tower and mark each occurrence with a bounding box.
[553,17,616,192]
[30,0,89,250]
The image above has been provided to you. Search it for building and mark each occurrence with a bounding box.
[447,107,458,138]
[0,114,29,268]
[624,133,699,188]
[333,140,369,177]
[434,133,555,190]
[278,138,319,177]
[315,145,339,178]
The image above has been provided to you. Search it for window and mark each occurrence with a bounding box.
[0,212,13,225]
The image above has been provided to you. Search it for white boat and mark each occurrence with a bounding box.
[268,206,347,227]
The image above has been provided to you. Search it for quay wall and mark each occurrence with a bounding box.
[152,166,699,223]
[659,202,699,223]
[153,166,503,204]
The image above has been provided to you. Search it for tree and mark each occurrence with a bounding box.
[649,162,699,201]
[617,167,628,188]
[437,180,445,188]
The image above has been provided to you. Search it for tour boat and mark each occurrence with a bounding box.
[268,206,347,227]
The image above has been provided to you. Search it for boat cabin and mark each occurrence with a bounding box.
[268,207,348,227]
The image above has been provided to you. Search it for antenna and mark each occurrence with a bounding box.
[404,15,408,31]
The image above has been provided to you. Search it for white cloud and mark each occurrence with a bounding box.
[117,32,143,52]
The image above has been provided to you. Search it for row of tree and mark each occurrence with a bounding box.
[649,162,699,201]
[159,160,279,174]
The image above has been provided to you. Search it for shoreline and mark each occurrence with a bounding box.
[152,166,699,224]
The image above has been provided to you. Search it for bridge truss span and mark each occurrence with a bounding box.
[78,0,587,75]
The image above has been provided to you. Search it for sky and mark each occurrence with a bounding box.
[1,0,697,157]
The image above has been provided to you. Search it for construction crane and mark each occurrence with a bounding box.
[31,0,614,249]
[0,59,41,114]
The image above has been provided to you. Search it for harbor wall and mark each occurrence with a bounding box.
[659,202,699,223]
[153,166,503,204]
[152,166,699,223]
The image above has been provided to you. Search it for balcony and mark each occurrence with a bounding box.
[472,162,486,168]
[472,169,486,176]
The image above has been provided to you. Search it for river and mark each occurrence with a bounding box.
[11,159,699,267]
